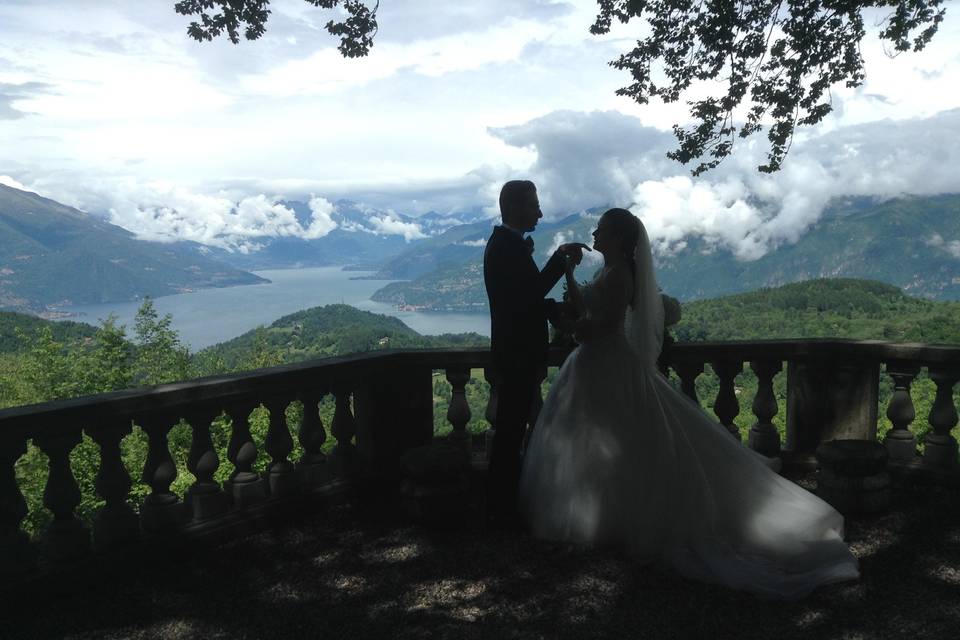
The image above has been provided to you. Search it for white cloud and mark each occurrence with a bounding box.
[458,239,487,247]
[0,174,27,190]
[927,233,960,259]
[303,196,337,239]
[491,107,960,261]
[368,214,426,241]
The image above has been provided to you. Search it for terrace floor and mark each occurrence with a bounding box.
[5,471,960,640]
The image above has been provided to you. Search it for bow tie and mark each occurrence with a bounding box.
[524,235,535,254]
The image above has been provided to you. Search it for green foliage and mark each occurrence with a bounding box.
[131,298,191,386]
[591,1,946,173]
[199,303,488,369]
[174,0,379,56]
[0,311,96,353]
[673,278,960,343]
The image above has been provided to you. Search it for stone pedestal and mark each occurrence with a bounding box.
[815,439,891,514]
[140,497,188,533]
[42,519,91,564]
[787,360,879,460]
[884,431,918,462]
[922,434,959,470]
[296,457,331,489]
[93,504,140,552]
[225,474,268,509]
[0,530,36,579]
[399,443,472,529]
[185,486,231,520]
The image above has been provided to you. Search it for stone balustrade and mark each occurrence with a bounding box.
[1,340,957,584]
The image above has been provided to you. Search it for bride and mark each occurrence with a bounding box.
[517,208,860,600]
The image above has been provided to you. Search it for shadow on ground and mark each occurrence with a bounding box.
[5,476,959,640]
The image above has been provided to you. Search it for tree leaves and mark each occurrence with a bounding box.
[591,0,947,174]
[173,0,378,56]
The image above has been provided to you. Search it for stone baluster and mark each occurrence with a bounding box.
[330,383,360,478]
[483,367,498,460]
[87,422,139,551]
[35,431,90,563]
[923,366,960,470]
[185,408,230,519]
[298,389,331,487]
[264,398,299,496]
[711,360,743,440]
[226,401,267,508]
[749,360,783,457]
[0,433,36,578]
[884,362,921,462]
[446,367,472,450]
[674,361,704,404]
[140,416,186,533]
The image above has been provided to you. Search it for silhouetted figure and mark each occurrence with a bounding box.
[483,180,586,527]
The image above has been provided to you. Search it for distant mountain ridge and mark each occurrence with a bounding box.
[371,194,960,310]
[204,200,489,271]
[0,184,267,314]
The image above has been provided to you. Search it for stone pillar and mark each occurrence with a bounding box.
[330,383,360,478]
[711,360,743,440]
[883,362,921,462]
[87,421,139,552]
[786,359,880,461]
[0,433,36,578]
[225,401,268,508]
[139,416,187,533]
[185,409,230,520]
[297,390,331,488]
[922,367,959,470]
[35,431,90,563]
[354,366,433,481]
[445,367,472,450]
[483,367,498,461]
[749,359,783,457]
[674,361,704,404]
[264,398,299,496]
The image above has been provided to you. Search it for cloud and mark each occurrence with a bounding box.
[489,110,676,216]
[303,196,337,239]
[0,81,52,119]
[458,239,487,247]
[0,175,27,190]
[490,107,960,260]
[368,213,427,241]
[927,233,960,259]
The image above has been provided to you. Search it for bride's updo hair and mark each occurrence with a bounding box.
[601,207,640,307]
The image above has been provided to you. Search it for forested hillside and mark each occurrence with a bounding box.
[673,278,960,343]
[0,311,97,353]
[198,303,488,368]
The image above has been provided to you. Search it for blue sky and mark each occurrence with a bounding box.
[1,1,959,258]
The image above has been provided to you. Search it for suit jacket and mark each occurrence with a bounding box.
[484,225,566,374]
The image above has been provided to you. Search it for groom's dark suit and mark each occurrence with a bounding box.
[484,225,566,523]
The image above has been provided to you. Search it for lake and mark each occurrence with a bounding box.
[58,267,490,350]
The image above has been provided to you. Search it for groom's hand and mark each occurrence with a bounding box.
[557,242,590,267]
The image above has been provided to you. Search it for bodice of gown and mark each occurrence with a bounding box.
[579,267,632,342]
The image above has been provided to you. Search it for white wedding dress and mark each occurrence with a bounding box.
[517,224,859,600]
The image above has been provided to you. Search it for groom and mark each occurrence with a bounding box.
[483,180,587,527]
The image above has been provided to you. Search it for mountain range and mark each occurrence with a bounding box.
[200,200,487,271]
[4,181,960,317]
[371,194,960,309]
[0,184,267,314]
